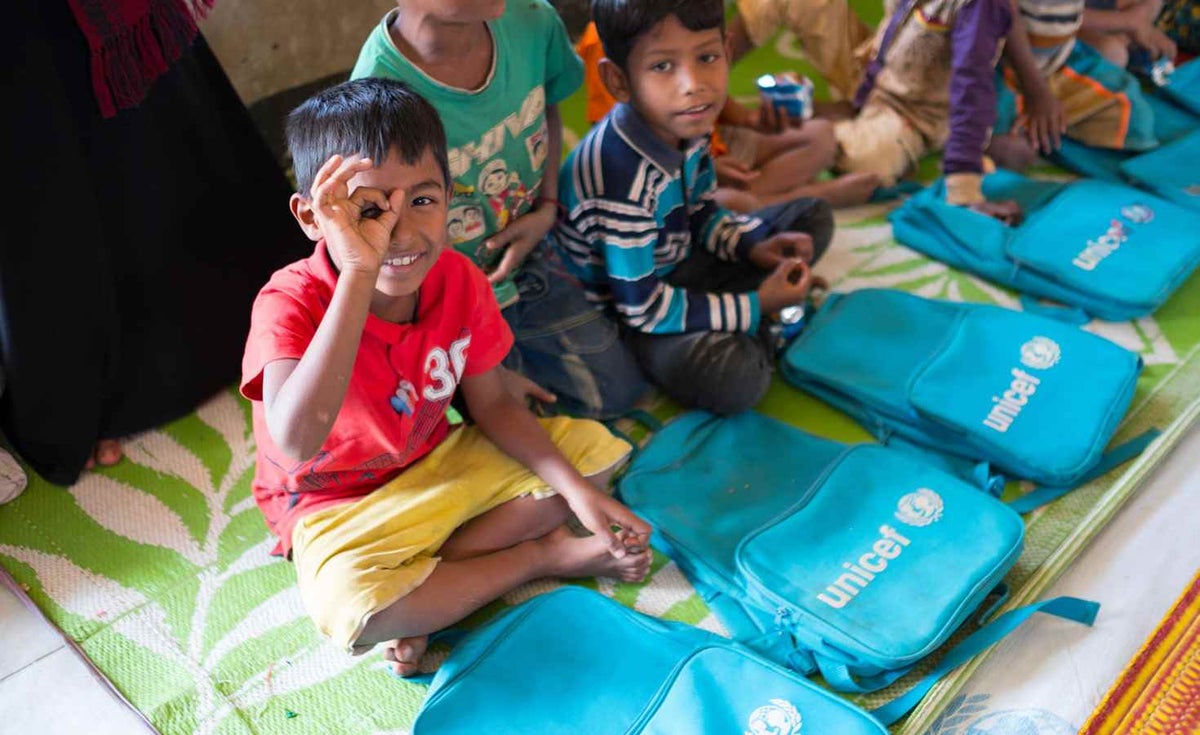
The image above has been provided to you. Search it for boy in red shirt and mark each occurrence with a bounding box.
[240,78,650,676]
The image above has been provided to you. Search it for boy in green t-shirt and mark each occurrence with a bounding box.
[352,0,647,420]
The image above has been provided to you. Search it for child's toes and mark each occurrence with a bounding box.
[382,635,429,678]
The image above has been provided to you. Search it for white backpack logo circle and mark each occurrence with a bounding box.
[1020,337,1061,370]
[895,488,944,527]
[745,698,802,735]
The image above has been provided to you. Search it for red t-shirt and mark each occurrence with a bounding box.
[240,242,514,556]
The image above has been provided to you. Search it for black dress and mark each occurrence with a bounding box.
[1,0,310,485]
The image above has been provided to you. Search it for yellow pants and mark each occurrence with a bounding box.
[291,417,631,652]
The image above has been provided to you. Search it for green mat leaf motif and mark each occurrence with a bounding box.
[2,210,1196,734]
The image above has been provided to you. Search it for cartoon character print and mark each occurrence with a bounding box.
[448,205,487,244]
[479,159,515,230]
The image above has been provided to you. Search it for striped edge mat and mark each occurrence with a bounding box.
[1080,569,1200,735]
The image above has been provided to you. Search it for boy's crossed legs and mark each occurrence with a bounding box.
[625,197,834,416]
[291,417,648,677]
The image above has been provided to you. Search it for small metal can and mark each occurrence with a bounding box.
[756,72,814,121]
[768,304,808,353]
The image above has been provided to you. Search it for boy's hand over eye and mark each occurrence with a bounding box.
[969,199,1024,226]
[565,487,652,559]
[749,232,815,270]
[482,202,558,284]
[757,258,813,315]
[309,155,404,275]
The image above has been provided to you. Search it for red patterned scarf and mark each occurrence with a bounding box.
[66,0,215,117]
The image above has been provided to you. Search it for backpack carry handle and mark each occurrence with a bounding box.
[604,409,666,461]
[1018,294,1091,325]
[869,595,1100,724]
[1006,428,1160,513]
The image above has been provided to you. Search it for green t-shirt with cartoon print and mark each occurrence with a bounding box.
[351,0,584,308]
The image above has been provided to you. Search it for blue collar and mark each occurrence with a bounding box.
[611,103,705,173]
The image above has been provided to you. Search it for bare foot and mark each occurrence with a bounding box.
[85,439,123,470]
[539,526,651,583]
[382,634,429,677]
[986,133,1039,172]
[796,172,881,208]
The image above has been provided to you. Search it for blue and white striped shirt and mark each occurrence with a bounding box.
[554,103,771,335]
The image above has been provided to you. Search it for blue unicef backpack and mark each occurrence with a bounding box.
[890,169,1200,321]
[779,289,1154,498]
[1118,129,1200,212]
[1159,59,1200,116]
[616,410,1100,723]
[1050,92,1199,184]
[411,586,889,734]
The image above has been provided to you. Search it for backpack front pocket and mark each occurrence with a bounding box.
[637,646,886,735]
[737,447,1024,669]
[908,306,1141,485]
[1006,180,1200,313]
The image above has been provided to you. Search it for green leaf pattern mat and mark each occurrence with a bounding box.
[2,17,1199,735]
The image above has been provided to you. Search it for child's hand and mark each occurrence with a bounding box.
[749,232,815,270]
[309,155,405,275]
[969,199,1024,225]
[1133,24,1178,62]
[756,96,804,135]
[757,258,814,315]
[714,157,762,190]
[481,202,558,284]
[1018,87,1066,153]
[498,366,557,412]
[565,487,652,559]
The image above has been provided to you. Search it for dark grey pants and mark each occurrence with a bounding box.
[624,197,833,415]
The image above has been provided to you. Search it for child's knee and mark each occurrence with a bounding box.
[802,118,839,169]
[673,334,772,415]
[297,546,437,653]
[801,198,835,264]
[833,114,919,186]
[559,337,648,420]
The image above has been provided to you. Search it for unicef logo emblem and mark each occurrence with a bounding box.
[1120,203,1155,223]
[746,699,802,735]
[1020,337,1061,370]
[895,488,943,527]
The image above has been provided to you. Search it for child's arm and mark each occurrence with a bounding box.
[581,198,810,333]
[261,155,406,461]
[1083,3,1177,59]
[460,366,650,558]
[1003,0,1066,152]
[480,104,566,284]
[944,0,1024,222]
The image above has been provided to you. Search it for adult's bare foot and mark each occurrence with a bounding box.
[540,526,651,582]
[85,439,123,470]
[382,634,430,677]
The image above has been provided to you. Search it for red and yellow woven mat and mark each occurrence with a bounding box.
[1081,569,1200,735]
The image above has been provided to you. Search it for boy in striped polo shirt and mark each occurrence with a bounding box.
[555,0,834,416]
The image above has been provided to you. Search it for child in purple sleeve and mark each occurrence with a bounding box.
[827,0,1024,222]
